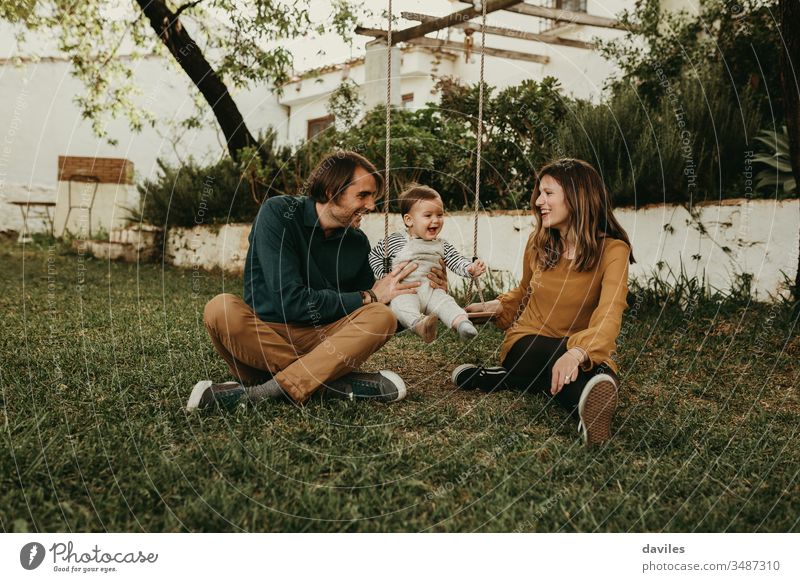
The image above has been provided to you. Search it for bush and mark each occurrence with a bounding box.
[434,76,569,209]
[133,130,296,228]
[557,70,764,205]
[557,86,683,206]
[131,67,782,227]
[313,76,570,211]
[133,157,256,228]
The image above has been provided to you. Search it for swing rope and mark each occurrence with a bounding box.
[382,0,393,276]
[467,0,488,307]
[383,0,488,314]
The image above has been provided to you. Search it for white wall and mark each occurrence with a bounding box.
[0,57,286,232]
[165,199,800,299]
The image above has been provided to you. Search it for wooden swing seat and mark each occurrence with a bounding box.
[467,311,497,324]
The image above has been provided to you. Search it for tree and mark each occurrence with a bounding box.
[0,0,357,162]
[600,0,781,117]
[436,76,569,208]
[778,0,800,307]
[602,0,798,302]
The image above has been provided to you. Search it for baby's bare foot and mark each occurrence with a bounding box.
[413,314,439,343]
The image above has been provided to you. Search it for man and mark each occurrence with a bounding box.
[187,151,445,410]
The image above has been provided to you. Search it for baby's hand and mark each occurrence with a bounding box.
[467,259,487,277]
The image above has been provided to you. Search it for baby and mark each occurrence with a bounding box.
[368,184,487,343]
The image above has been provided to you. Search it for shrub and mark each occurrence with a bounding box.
[556,85,684,206]
[133,130,296,228]
[557,71,764,206]
[753,126,797,197]
[435,76,569,209]
[132,157,256,228]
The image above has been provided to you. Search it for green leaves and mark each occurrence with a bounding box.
[0,0,361,144]
[600,0,781,118]
[753,127,797,196]
[327,79,364,131]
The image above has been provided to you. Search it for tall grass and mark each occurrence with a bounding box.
[557,71,764,206]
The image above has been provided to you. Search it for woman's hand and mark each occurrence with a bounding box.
[372,261,420,303]
[465,299,502,315]
[550,349,583,395]
[428,259,448,292]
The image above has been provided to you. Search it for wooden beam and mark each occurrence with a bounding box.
[389,0,522,45]
[407,36,549,64]
[505,3,623,30]
[355,26,387,38]
[401,11,594,50]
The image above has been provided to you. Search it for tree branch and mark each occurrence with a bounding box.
[174,0,204,18]
[134,0,257,162]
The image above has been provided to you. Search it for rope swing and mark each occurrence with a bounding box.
[382,0,393,276]
[466,0,488,310]
[383,0,490,318]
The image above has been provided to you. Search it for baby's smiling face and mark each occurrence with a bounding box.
[403,197,445,240]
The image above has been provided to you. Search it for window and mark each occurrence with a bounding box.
[556,0,587,12]
[401,93,414,109]
[307,115,335,139]
[539,0,587,32]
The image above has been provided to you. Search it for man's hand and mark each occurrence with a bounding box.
[372,261,420,304]
[467,259,487,277]
[428,259,448,291]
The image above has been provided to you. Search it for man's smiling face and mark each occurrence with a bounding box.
[328,165,378,229]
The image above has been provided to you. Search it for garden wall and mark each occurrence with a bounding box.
[165,198,799,299]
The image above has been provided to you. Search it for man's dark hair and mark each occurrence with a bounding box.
[306,151,383,203]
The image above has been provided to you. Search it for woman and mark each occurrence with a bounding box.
[453,159,634,446]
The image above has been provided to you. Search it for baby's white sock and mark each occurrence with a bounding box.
[457,320,478,340]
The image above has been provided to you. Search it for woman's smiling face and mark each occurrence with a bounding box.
[534,174,571,235]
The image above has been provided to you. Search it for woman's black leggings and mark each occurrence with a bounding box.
[501,335,619,415]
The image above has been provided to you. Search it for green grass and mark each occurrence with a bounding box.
[1,236,798,532]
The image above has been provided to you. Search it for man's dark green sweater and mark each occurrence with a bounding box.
[244,195,376,325]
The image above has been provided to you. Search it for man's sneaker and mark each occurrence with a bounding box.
[186,380,245,411]
[577,373,618,446]
[326,371,407,403]
[451,364,508,391]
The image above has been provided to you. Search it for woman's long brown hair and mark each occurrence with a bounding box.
[530,158,635,271]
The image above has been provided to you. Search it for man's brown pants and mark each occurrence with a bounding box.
[204,294,398,403]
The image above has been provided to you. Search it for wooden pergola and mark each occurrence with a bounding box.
[356,0,626,64]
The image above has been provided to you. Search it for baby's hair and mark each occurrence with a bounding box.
[399,184,441,216]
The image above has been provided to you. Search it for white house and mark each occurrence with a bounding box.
[1,0,701,232]
[0,54,283,233]
[278,0,646,144]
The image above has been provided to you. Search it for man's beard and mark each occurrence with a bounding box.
[331,201,364,228]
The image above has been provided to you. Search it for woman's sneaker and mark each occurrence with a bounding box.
[186,380,245,411]
[577,374,618,446]
[326,371,407,403]
[451,364,508,391]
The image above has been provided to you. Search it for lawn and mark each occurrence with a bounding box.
[1,236,798,532]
